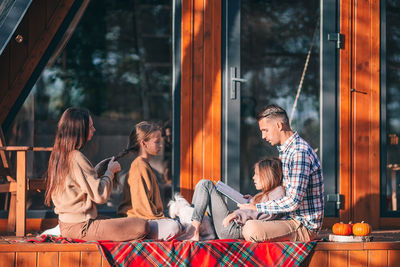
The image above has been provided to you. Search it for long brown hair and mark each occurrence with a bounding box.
[252,157,283,203]
[45,107,90,206]
[127,121,161,153]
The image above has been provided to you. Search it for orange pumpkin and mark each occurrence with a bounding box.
[332,222,352,236]
[352,221,371,236]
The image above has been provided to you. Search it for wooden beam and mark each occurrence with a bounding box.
[15,151,27,237]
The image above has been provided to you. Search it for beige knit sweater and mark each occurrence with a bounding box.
[52,150,114,223]
[118,157,165,220]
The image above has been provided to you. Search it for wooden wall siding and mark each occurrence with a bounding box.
[181,0,221,200]
[339,0,380,227]
[0,244,111,267]
[303,242,400,267]
[1,242,400,267]
[0,0,74,125]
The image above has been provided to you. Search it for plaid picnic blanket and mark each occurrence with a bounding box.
[23,235,316,267]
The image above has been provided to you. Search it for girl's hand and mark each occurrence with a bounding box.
[243,194,252,200]
[222,213,236,227]
[107,157,121,175]
[237,203,257,210]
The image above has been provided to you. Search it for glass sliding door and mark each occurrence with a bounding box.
[223,0,338,216]
[381,0,400,217]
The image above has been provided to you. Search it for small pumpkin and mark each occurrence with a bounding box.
[352,221,371,236]
[332,222,352,236]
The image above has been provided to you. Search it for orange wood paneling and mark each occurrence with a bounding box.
[328,250,348,266]
[16,252,37,267]
[59,251,81,267]
[0,252,15,267]
[37,251,59,267]
[181,0,194,200]
[351,0,380,226]
[339,0,353,224]
[81,251,102,266]
[369,250,388,267]
[349,250,368,266]
[388,250,400,267]
[0,218,58,234]
[305,250,328,267]
[180,0,221,200]
[339,0,380,227]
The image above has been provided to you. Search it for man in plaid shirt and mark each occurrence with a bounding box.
[238,104,324,242]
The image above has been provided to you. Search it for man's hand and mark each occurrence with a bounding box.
[237,203,257,210]
[222,213,236,227]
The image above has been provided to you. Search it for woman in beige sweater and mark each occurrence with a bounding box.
[118,121,182,241]
[45,108,148,241]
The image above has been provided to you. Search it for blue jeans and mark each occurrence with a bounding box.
[191,179,242,239]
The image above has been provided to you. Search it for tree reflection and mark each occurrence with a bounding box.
[240,0,320,193]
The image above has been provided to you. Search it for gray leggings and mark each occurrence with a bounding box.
[191,179,242,239]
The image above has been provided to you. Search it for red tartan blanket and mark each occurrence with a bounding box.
[22,235,316,267]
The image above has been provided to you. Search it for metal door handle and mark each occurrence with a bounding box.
[230,67,247,99]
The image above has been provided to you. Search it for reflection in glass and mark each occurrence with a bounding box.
[384,0,400,213]
[2,0,172,212]
[240,0,320,195]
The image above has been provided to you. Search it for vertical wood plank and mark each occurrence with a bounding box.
[181,0,194,200]
[0,252,15,267]
[388,250,400,267]
[59,251,81,267]
[303,250,328,267]
[203,0,213,180]
[352,0,380,226]
[339,0,353,224]
[16,151,27,237]
[180,0,221,199]
[349,250,367,267]
[369,250,388,267]
[192,0,205,189]
[329,250,348,267]
[16,252,37,267]
[37,251,59,267]
[81,251,102,267]
[369,0,381,228]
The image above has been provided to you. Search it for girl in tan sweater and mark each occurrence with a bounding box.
[118,121,182,241]
[45,108,148,241]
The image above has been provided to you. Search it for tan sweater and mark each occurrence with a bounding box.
[52,150,114,223]
[118,157,165,220]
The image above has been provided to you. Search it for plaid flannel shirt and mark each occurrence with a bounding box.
[256,132,324,232]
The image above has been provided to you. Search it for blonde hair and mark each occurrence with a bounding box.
[127,121,161,152]
[252,157,283,204]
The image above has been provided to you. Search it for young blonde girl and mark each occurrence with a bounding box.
[118,121,182,241]
[45,107,148,241]
[190,157,285,241]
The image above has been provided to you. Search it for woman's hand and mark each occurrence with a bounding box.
[243,194,252,200]
[107,157,121,175]
[222,213,236,227]
[237,203,257,210]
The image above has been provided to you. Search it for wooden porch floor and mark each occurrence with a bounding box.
[0,230,399,266]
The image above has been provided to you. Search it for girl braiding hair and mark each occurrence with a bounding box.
[45,107,90,206]
[45,107,149,241]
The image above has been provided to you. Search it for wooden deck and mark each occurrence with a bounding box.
[0,230,399,266]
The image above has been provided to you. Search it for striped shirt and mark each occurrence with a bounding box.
[256,132,324,232]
